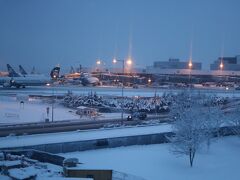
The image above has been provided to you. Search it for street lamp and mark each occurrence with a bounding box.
[96,59,101,65]
[51,86,55,122]
[113,58,117,64]
[188,61,193,69]
[112,58,133,74]
[220,61,224,85]
[96,59,107,73]
[148,78,152,84]
[112,57,133,122]
[188,60,193,87]
[220,61,224,70]
[126,58,132,65]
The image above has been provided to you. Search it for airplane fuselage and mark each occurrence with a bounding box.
[0,76,51,88]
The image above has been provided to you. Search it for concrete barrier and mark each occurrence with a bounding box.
[0,126,237,154]
[1,132,173,154]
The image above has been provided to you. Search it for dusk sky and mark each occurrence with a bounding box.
[0,0,240,73]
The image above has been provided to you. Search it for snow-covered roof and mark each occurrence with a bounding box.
[77,106,97,111]
[77,106,88,109]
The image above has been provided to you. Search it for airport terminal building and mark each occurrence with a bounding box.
[210,55,240,71]
[146,58,202,74]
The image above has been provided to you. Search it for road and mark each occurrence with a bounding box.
[0,85,240,97]
[0,115,170,137]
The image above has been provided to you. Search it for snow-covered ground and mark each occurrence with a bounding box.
[0,96,130,125]
[0,86,239,125]
[0,124,171,149]
[9,162,62,180]
[62,136,240,180]
[0,96,79,125]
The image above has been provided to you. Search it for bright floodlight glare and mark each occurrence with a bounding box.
[148,78,152,83]
[96,60,101,65]
[126,58,132,65]
[188,61,192,68]
[220,62,224,69]
[113,58,117,64]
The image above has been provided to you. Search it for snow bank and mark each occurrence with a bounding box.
[8,166,37,179]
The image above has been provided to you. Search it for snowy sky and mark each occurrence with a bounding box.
[0,0,240,73]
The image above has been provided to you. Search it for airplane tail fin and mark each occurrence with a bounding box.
[70,66,75,74]
[50,66,60,79]
[19,65,28,76]
[7,64,21,77]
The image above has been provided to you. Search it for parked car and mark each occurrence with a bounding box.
[127,112,147,121]
[127,115,133,121]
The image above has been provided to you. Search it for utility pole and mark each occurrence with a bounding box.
[51,87,54,122]
[113,58,132,123]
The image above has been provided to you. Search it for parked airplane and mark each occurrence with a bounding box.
[19,65,28,76]
[0,65,59,88]
[50,66,61,80]
[62,66,100,86]
[18,65,46,78]
[90,71,147,86]
[80,73,100,86]
[7,64,21,77]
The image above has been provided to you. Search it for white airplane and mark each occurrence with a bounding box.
[80,72,100,86]
[63,66,100,86]
[0,64,59,88]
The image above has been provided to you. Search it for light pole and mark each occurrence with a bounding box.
[96,59,101,65]
[188,60,193,88]
[148,78,152,85]
[220,61,224,71]
[220,60,224,86]
[51,86,55,122]
[113,58,132,121]
[46,83,55,122]
[96,59,107,71]
[96,59,101,72]
[113,58,132,74]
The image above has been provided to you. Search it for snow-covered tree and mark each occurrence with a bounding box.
[203,105,224,149]
[226,105,240,136]
[170,92,223,167]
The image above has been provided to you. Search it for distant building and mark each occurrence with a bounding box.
[146,58,202,74]
[210,55,240,71]
[152,58,202,70]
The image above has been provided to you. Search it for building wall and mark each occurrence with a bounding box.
[210,56,240,71]
[152,59,202,70]
[210,63,240,71]
[64,169,112,180]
